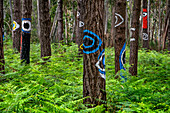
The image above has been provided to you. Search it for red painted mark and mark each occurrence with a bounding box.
[143,9,147,29]
[20,35,22,53]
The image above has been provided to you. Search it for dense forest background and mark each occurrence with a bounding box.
[0,0,169,112]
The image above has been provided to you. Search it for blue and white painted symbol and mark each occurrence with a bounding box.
[22,18,31,33]
[96,49,106,79]
[83,30,102,54]
[119,43,126,81]
[13,21,20,31]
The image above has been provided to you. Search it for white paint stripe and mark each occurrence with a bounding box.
[130,38,135,42]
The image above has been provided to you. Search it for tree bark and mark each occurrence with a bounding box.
[110,5,115,47]
[115,0,126,80]
[104,0,108,35]
[168,0,170,52]
[64,5,68,44]
[142,0,149,49]
[21,0,32,64]
[12,0,21,52]
[0,0,5,74]
[9,0,13,25]
[82,0,106,107]
[129,0,141,76]
[37,0,40,39]
[38,0,51,59]
[76,0,83,55]
[57,0,63,42]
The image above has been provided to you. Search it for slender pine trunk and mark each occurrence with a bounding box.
[0,0,5,74]
[129,0,141,76]
[12,0,21,52]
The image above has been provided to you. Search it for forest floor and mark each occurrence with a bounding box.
[0,39,169,113]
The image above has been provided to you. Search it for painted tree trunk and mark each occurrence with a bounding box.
[0,0,5,74]
[57,0,63,42]
[168,0,170,52]
[38,0,51,59]
[142,0,149,49]
[82,0,106,107]
[21,0,32,64]
[129,0,141,76]
[76,0,83,55]
[12,0,21,52]
[115,0,126,81]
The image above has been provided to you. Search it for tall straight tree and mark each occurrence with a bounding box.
[12,0,21,52]
[0,0,5,74]
[129,0,141,76]
[38,0,51,59]
[82,0,106,107]
[76,0,83,55]
[142,0,149,49]
[21,0,32,64]
[115,0,126,80]
[168,0,170,52]
[57,0,63,42]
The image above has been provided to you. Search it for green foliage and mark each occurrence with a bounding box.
[0,40,169,112]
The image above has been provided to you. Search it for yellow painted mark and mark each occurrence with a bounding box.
[80,44,83,50]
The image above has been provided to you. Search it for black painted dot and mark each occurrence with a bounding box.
[24,23,30,29]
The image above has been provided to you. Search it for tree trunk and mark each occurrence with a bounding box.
[71,0,76,42]
[64,5,68,44]
[12,0,21,52]
[37,0,40,39]
[82,0,106,107]
[158,0,161,51]
[38,0,51,59]
[110,5,115,47]
[129,0,141,76]
[9,0,13,26]
[76,0,83,55]
[168,0,170,52]
[0,0,5,74]
[57,0,63,42]
[115,0,126,80]
[104,0,108,35]
[21,0,32,64]
[50,6,58,42]
[142,0,149,49]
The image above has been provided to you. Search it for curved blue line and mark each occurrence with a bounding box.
[83,35,95,48]
[83,30,102,54]
[119,43,126,70]
[99,69,105,74]
[119,42,126,82]
[22,29,30,33]
[22,18,31,21]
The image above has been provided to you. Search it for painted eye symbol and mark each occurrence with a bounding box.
[22,20,31,33]
[115,13,124,28]
[143,12,147,17]
[95,49,106,79]
[119,43,126,70]
[83,30,102,54]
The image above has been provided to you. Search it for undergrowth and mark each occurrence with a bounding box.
[0,40,169,113]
